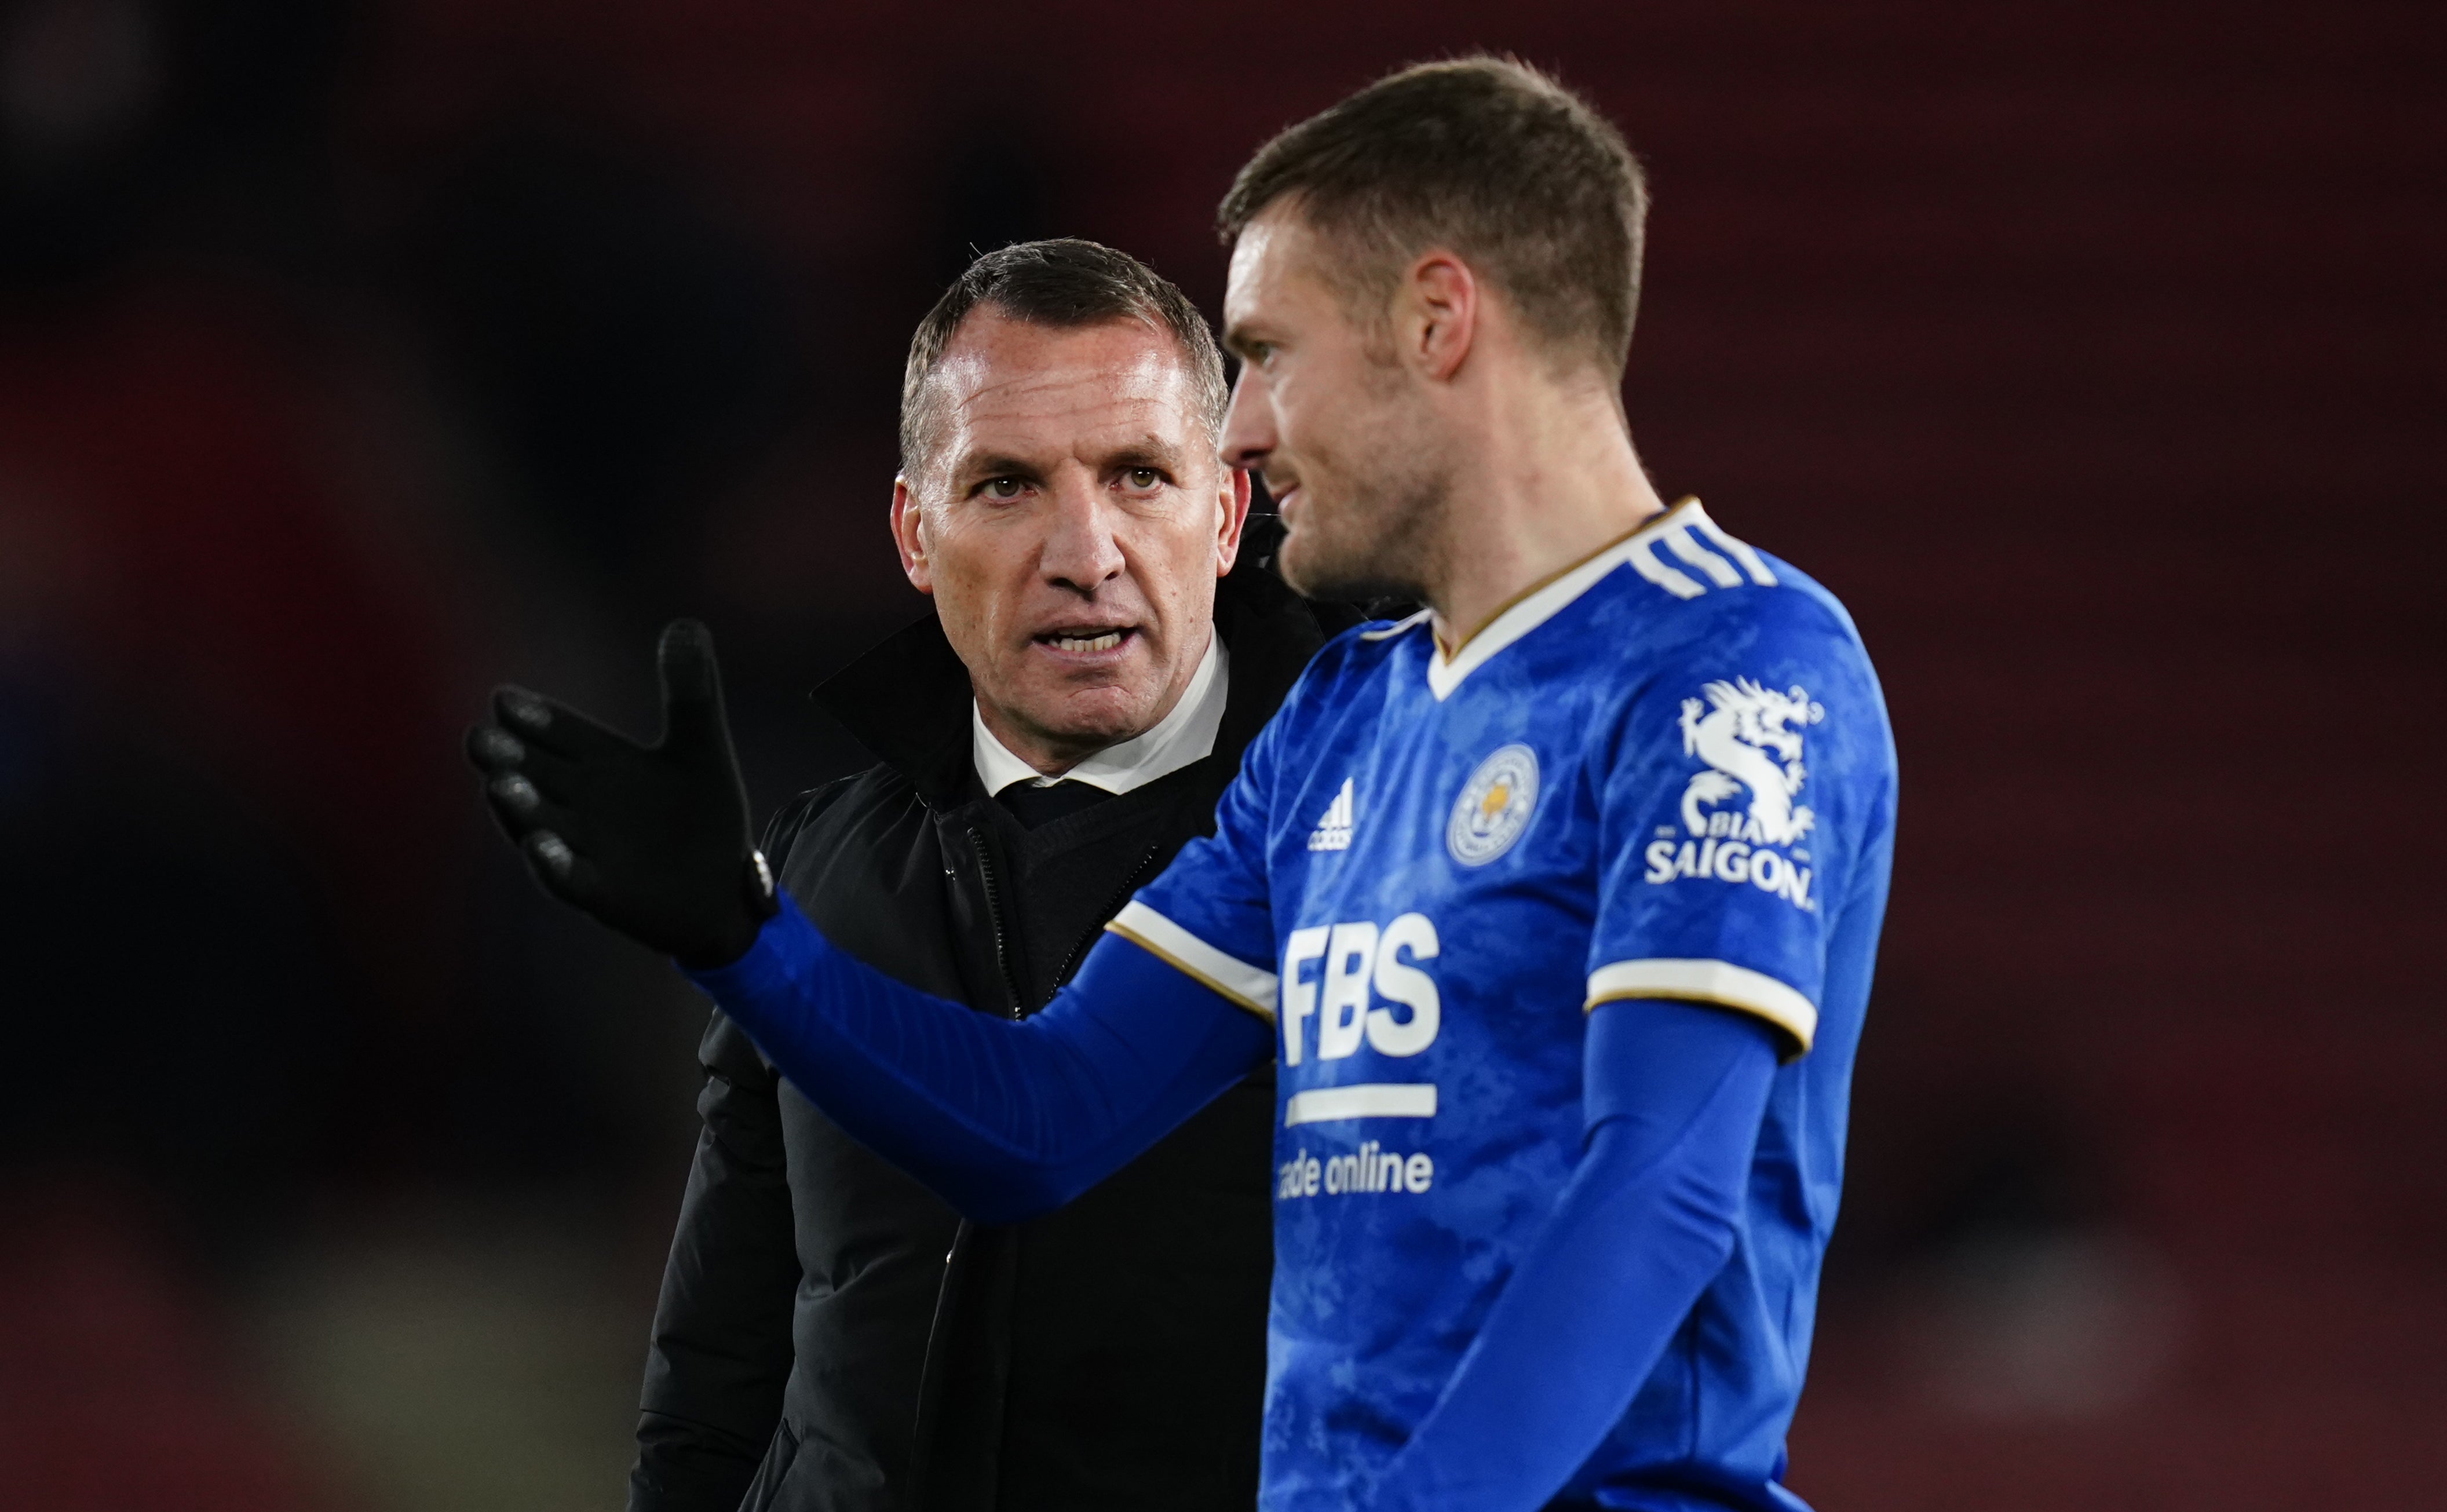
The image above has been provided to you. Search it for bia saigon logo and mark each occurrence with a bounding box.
[1447,743,1539,866]
[1643,679,1822,910]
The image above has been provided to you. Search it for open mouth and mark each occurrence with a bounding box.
[1036,626,1137,655]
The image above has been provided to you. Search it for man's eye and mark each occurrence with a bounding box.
[980,477,1025,501]
[1124,468,1164,491]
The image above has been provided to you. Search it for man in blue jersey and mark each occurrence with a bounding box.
[468,57,1896,1512]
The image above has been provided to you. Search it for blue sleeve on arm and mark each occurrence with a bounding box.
[686,894,1274,1224]
[1363,998,1779,1512]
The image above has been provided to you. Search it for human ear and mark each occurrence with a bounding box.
[1214,466,1252,576]
[890,474,936,595]
[1404,251,1478,382]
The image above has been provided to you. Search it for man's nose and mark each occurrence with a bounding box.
[1220,366,1274,472]
[1039,473,1127,594]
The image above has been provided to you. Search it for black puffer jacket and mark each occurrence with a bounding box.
[630,546,1339,1512]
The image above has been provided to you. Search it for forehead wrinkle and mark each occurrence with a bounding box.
[947,423,1189,488]
[941,312,1189,392]
[936,353,1199,463]
[947,342,1181,407]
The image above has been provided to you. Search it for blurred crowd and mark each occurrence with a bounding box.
[0,2,936,1501]
[0,2,2439,1509]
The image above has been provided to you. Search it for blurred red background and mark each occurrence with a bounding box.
[0,2,2439,1507]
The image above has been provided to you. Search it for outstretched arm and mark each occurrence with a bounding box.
[688,896,1273,1224]
[463,620,1274,1223]
[1362,999,1778,1512]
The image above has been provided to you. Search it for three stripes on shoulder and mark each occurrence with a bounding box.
[1629,509,1777,600]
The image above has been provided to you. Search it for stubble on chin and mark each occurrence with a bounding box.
[1277,468,1446,606]
[1276,372,1454,604]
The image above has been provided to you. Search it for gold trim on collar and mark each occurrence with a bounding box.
[1432,496,1700,660]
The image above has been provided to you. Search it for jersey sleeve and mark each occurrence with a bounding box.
[1584,596,1890,1057]
[1106,703,1287,1024]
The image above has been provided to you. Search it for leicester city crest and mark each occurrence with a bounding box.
[1447,743,1540,866]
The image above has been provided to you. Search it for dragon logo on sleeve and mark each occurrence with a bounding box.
[1677,680,1824,844]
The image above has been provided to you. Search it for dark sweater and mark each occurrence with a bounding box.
[630,545,1340,1512]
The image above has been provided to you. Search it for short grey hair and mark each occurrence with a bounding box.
[899,238,1231,484]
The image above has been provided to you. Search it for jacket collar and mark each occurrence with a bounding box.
[813,541,1328,811]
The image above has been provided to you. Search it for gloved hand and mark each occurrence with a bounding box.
[465,619,776,967]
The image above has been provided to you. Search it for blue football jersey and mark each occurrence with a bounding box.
[1108,499,1898,1510]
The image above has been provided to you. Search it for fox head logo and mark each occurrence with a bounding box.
[1677,679,1824,846]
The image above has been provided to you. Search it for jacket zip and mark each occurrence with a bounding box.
[965,826,1027,1018]
[1051,841,1166,990]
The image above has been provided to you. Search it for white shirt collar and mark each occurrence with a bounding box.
[970,630,1229,798]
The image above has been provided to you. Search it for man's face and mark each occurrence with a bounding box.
[892,311,1247,771]
[1220,206,1451,602]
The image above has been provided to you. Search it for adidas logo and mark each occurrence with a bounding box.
[1307,777,1355,852]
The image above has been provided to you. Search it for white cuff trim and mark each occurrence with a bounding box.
[1585,958,1818,1056]
[1106,901,1278,1021]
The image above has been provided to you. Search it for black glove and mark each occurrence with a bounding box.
[465,619,776,967]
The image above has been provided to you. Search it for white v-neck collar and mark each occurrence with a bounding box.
[1424,498,1741,700]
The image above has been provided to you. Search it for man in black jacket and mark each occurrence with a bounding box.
[627,240,1342,1512]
